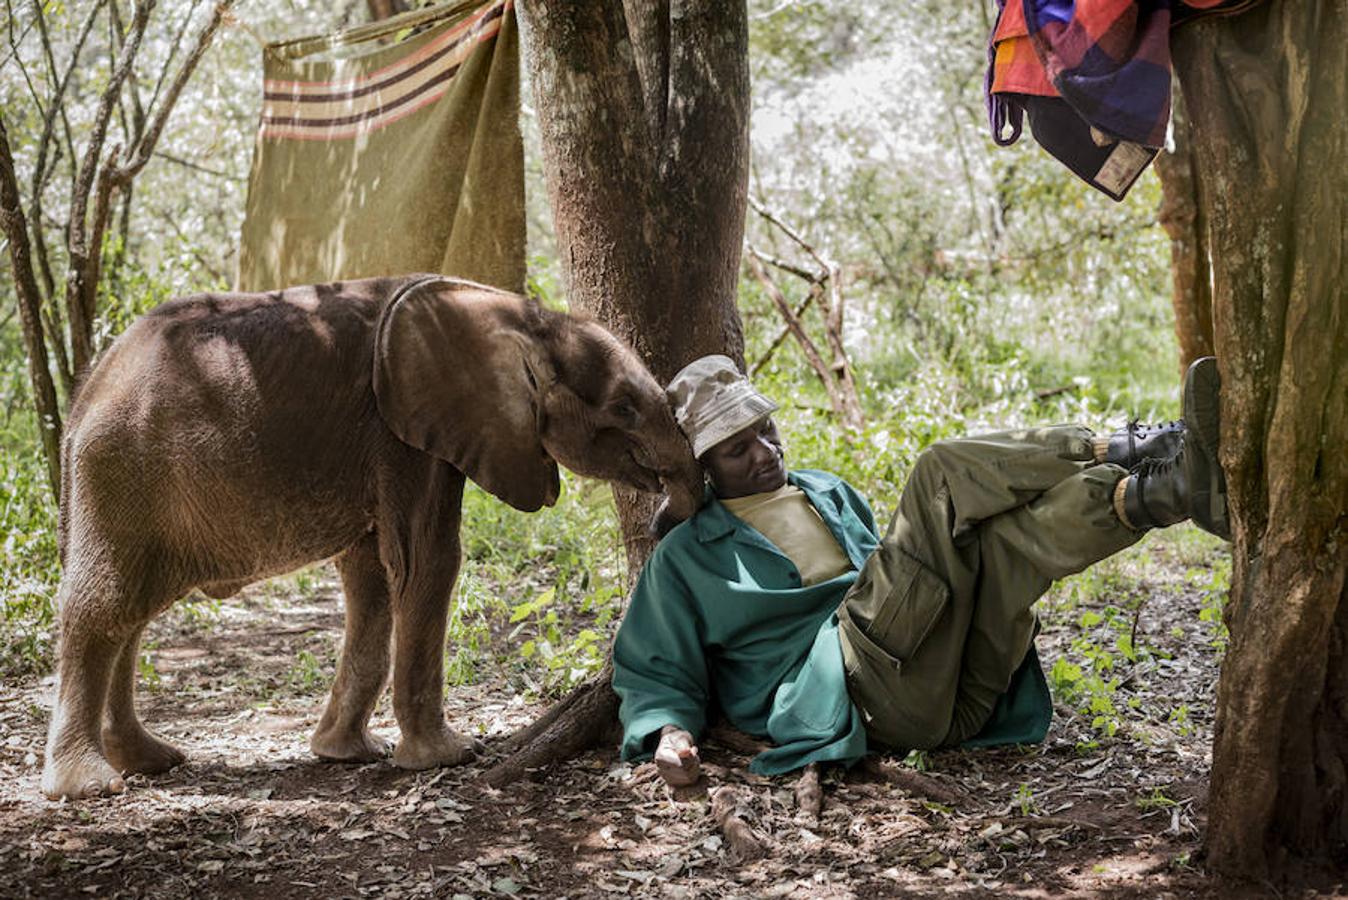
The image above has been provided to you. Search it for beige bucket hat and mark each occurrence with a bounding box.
[666,355,778,458]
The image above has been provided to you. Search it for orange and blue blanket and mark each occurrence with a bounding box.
[985,0,1240,199]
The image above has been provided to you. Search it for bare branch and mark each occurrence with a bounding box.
[141,0,205,118]
[745,248,839,408]
[6,9,48,128]
[117,0,238,183]
[64,0,154,373]
[29,0,107,308]
[108,0,150,138]
[747,199,863,428]
[747,245,817,283]
[41,302,72,395]
[32,0,97,195]
[748,194,833,277]
[152,150,243,182]
[1,4,38,71]
[750,282,819,378]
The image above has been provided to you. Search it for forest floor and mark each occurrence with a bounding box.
[0,527,1319,899]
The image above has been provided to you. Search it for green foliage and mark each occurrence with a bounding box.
[286,649,328,694]
[1193,555,1232,654]
[1013,782,1039,816]
[444,476,626,696]
[0,413,61,677]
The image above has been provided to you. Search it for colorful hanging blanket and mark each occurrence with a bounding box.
[237,0,525,293]
[985,0,1251,201]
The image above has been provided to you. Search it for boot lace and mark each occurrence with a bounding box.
[1123,419,1183,464]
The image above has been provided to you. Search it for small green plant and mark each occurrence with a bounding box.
[286,649,326,693]
[1013,782,1038,816]
[1136,787,1179,810]
[175,593,223,629]
[1194,556,1232,654]
[1168,703,1192,737]
[137,644,162,691]
[902,749,930,771]
[511,582,625,694]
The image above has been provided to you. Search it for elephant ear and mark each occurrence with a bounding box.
[373,277,560,512]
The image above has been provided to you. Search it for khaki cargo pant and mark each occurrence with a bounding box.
[839,425,1141,751]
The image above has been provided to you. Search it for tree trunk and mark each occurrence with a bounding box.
[1153,84,1214,374]
[0,120,63,495]
[1172,1,1348,881]
[483,0,750,784]
[519,0,749,563]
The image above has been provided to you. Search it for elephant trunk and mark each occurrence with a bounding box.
[653,451,703,538]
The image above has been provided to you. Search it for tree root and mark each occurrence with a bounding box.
[794,762,823,822]
[854,756,965,807]
[703,721,770,756]
[710,785,765,863]
[483,669,619,787]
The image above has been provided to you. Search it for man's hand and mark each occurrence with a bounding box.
[654,726,701,787]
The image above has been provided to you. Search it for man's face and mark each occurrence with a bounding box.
[701,417,787,499]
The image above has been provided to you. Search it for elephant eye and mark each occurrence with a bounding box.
[611,396,641,427]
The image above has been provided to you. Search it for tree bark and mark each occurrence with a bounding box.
[520,0,749,564]
[1172,1,1348,881]
[0,119,63,496]
[1153,83,1214,374]
[486,0,750,783]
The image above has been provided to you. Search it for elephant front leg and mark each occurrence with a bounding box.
[387,569,479,770]
[312,533,394,762]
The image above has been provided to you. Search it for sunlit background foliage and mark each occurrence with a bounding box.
[1,0,1194,714]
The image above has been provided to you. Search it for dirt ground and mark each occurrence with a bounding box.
[0,531,1321,899]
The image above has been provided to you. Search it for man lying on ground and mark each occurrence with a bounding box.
[613,356,1229,787]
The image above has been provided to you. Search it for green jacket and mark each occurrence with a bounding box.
[612,470,1052,775]
[613,470,876,775]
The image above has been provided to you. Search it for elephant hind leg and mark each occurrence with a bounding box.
[41,559,185,799]
[41,604,126,799]
[101,626,186,776]
[311,532,394,762]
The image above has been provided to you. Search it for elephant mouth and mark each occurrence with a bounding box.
[625,450,665,494]
[632,466,663,494]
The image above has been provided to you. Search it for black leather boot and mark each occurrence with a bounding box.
[1105,419,1184,469]
[1181,357,1230,540]
[1121,452,1189,529]
[1119,358,1230,540]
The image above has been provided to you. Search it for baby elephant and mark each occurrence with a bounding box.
[42,274,702,799]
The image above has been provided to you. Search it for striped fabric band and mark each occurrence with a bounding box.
[259,0,508,141]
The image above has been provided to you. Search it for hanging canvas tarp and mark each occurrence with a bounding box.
[237,0,524,293]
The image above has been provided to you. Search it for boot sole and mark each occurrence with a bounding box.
[1182,357,1230,540]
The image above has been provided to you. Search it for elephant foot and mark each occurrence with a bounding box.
[102,726,187,776]
[41,748,125,800]
[310,726,393,763]
[391,726,482,771]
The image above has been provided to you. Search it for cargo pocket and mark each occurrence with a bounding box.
[843,546,951,661]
